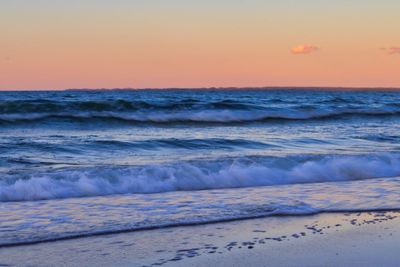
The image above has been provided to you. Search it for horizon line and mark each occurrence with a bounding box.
[1,86,400,92]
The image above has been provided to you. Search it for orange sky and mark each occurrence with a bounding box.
[1,1,400,90]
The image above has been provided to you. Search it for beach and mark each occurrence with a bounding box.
[1,210,399,267]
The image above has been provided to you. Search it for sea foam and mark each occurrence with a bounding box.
[2,154,400,201]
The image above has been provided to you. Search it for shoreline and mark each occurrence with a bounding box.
[1,211,399,267]
[1,208,399,248]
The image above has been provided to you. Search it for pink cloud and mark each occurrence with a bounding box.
[381,47,400,55]
[291,44,319,55]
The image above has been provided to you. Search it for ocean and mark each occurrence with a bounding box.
[1,89,400,246]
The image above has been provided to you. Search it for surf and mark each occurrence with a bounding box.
[1,153,400,201]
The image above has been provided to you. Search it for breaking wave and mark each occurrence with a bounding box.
[2,153,400,201]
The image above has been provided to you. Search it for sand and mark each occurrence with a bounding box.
[0,211,399,267]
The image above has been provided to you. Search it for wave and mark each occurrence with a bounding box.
[1,138,273,154]
[0,99,259,114]
[2,95,400,126]
[92,138,272,150]
[1,107,400,125]
[1,153,400,201]
[0,202,321,247]
[2,175,400,246]
[5,205,400,247]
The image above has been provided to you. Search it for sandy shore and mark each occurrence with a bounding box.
[0,211,399,267]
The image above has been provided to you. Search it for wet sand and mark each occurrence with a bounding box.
[0,211,399,267]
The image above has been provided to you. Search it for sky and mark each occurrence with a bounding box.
[1,0,400,90]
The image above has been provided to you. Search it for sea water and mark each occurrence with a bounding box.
[1,89,400,245]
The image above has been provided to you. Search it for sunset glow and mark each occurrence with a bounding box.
[1,0,400,90]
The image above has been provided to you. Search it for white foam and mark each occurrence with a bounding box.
[1,154,400,201]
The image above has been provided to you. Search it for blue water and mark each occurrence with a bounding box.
[1,89,400,245]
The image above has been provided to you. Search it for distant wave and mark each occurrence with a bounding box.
[1,153,400,201]
[0,99,260,113]
[2,97,400,125]
[1,108,400,125]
